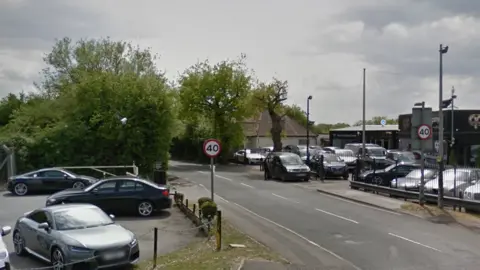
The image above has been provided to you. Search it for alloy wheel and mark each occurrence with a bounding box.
[52,249,65,270]
[373,176,383,185]
[14,183,28,196]
[72,182,85,189]
[138,201,153,216]
[13,231,25,255]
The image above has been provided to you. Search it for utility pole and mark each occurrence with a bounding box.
[306,95,313,164]
[362,68,366,159]
[451,86,457,149]
[438,44,449,209]
[419,102,426,205]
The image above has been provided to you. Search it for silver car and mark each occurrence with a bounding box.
[424,168,480,197]
[12,204,139,270]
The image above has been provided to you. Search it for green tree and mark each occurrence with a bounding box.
[1,37,175,175]
[253,78,289,151]
[176,56,255,162]
[0,93,26,127]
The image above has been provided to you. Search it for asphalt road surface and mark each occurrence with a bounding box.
[170,161,480,270]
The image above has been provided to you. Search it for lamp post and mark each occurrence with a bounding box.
[414,101,426,206]
[438,44,449,209]
[450,86,457,149]
[306,95,313,164]
[362,68,366,159]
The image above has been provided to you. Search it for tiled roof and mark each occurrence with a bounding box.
[242,110,314,137]
[331,125,399,132]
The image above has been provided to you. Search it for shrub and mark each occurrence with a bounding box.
[174,192,184,204]
[200,201,217,220]
[198,197,212,207]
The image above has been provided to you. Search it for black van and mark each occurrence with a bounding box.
[264,152,311,182]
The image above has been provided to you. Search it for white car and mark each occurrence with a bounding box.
[234,149,265,164]
[0,226,11,270]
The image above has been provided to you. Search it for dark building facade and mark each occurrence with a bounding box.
[398,109,480,166]
[330,125,399,149]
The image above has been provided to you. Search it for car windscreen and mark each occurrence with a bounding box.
[368,148,386,156]
[396,152,416,162]
[54,207,114,230]
[335,150,355,157]
[323,155,342,162]
[280,154,304,165]
[248,149,262,154]
[406,169,437,179]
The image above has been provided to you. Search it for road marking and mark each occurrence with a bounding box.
[198,184,230,203]
[271,193,300,204]
[388,233,442,252]
[293,184,401,216]
[198,171,207,174]
[230,201,362,270]
[240,183,254,189]
[216,175,233,182]
[315,208,359,224]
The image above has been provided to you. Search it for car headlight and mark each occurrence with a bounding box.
[0,250,8,259]
[286,169,293,172]
[130,238,138,246]
[391,179,397,185]
[69,246,91,253]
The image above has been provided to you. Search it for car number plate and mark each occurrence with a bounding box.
[102,250,126,260]
[297,173,306,176]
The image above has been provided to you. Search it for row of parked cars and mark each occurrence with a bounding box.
[1,168,173,269]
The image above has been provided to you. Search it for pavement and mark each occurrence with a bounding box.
[170,160,480,270]
[0,190,198,269]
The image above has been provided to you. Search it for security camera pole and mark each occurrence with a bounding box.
[438,44,449,209]
[362,68,366,159]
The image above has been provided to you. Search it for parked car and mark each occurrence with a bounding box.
[390,168,438,191]
[323,147,340,153]
[45,176,172,217]
[311,153,349,180]
[0,226,11,270]
[12,204,139,269]
[7,168,98,196]
[264,152,310,182]
[344,143,380,155]
[424,168,480,197]
[233,149,265,164]
[359,146,390,170]
[334,149,357,171]
[386,151,419,164]
[355,163,420,186]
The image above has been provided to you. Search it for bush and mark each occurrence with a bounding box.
[198,197,213,207]
[200,201,217,220]
[175,192,184,203]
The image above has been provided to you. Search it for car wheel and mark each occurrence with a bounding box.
[343,174,349,180]
[72,181,85,189]
[138,201,154,217]
[51,248,66,270]
[303,177,309,182]
[13,230,27,256]
[13,183,28,196]
[372,176,383,185]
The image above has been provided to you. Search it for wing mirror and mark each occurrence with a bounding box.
[63,174,69,179]
[109,214,115,220]
[38,222,50,231]
[1,226,11,236]
[33,174,38,178]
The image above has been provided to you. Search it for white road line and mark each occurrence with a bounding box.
[230,201,362,270]
[240,183,254,189]
[271,193,300,204]
[198,184,230,203]
[293,184,401,216]
[315,208,359,224]
[388,233,442,252]
[216,175,233,182]
[198,171,207,174]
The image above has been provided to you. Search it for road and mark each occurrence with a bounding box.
[170,161,480,270]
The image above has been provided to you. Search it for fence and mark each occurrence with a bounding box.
[351,158,480,211]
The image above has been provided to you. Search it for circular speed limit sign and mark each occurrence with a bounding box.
[417,124,432,140]
[203,139,221,158]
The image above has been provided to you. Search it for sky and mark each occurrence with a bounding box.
[0,0,479,124]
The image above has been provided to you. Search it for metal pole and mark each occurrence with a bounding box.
[306,95,313,162]
[420,102,425,206]
[438,44,445,209]
[210,157,215,201]
[451,86,455,155]
[362,68,366,159]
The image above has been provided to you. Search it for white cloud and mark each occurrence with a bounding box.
[0,0,479,124]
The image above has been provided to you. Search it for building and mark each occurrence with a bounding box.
[399,109,480,165]
[242,110,317,148]
[329,125,399,149]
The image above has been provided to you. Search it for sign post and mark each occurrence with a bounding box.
[417,124,432,140]
[203,139,222,201]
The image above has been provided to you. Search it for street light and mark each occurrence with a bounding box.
[438,44,449,209]
[306,95,313,164]
[450,86,457,148]
[414,101,426,206]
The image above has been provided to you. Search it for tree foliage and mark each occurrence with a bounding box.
[0,37,175,175]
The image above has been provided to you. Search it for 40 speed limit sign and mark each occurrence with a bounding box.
[417,124,432,140]
[203,139,221,158]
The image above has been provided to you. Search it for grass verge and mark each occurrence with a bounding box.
[401,202,480,226]
[135,218,286,270]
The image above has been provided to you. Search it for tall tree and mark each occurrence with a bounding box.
[177,56,255,160]
[254,78,288,151]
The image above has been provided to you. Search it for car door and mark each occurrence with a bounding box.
[38,170,66,191]
[34,211,55,259]
[272,156,283,178]
[114,180,141,214]
[24,210,51,257]
[236,150,245,163]
[89,180,119,213]
[392,165,414,180]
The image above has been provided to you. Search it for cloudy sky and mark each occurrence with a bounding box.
[0,0,478,124]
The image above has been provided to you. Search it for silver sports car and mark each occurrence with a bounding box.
[12,204,139,270]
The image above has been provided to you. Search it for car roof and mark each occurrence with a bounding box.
[96,176,167,189]
[43,203,99,213]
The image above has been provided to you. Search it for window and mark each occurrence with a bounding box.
[396,166,412,175]
[54,207,113,230]
[298,139,308,145]
[91,181,117,193]
[28,211,49,224]
[118,180,144,192]
[40,170,64,178]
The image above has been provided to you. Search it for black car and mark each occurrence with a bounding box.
[359,146,391,170]
[45,176,172,217]
[7,168,98,196]
[264,152,311,182]
[310,153,349,180]
[386,150,419,164]
[355,163,420,186]
[390,168,438,191]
